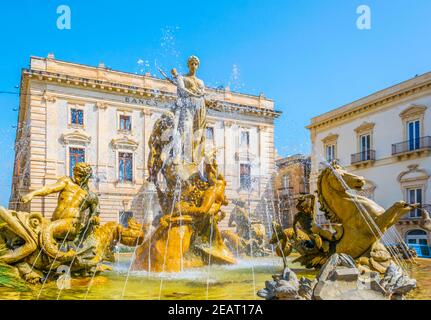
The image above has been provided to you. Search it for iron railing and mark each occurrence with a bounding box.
[351,150,376,164]
[392,136,431,155]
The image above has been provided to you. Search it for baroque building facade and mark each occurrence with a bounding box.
[307,72,431,252]
[9,55,280,229]
[272,154,311,228]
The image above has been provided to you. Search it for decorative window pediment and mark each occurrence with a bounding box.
[235,151,256,161]
[354,122,375,134]
[322,133,339,144]
[398,164,429,183]
[111,136,139,151]
[61,131,91,146]
[399,105,427,120]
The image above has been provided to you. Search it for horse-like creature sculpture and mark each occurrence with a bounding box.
[271,163,417,273]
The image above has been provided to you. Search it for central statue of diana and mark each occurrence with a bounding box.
[169,55,206,177]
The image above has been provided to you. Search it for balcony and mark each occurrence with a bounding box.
[351,150,376,166]
[392,136,431,158]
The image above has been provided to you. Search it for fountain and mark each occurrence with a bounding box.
[0,57,430,300]
[132,55,236,272]
[222,199,271,257]
[259,162,423,300]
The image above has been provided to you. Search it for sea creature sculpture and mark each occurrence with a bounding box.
[271,163,417,273]
[0,204,144,283]
[0,162,144,284]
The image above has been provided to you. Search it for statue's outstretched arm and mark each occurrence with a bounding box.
[21,178,67,203]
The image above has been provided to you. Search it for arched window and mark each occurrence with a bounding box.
[406,229,428,245]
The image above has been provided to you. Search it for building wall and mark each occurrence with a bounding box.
[308,79,431,244]
[10,56,280,230]
[272,155,310,228]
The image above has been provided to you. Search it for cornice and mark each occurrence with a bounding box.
[23,69,281,120]
[206,100,281,119]
[307,75,431,131]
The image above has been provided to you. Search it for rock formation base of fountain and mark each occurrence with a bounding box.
[258,253,417,300]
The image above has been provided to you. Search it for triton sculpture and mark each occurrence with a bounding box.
[0,163,144,284]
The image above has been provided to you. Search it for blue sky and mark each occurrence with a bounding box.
[0,0,431,206]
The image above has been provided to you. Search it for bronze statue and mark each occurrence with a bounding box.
[271,163,417,273]
[0,162,144,284]
[170,55,206,166]
[21,163,98,261]
[133,57,236,272]
[222,200,269,257]
[0,206,144,283]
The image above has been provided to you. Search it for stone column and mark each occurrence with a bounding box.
[141,108,153,179]
[223,120,234,186]
[258,125,267,196]
[95,101,108,190]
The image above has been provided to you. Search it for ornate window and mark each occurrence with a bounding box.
[406,229,428,245]
[118,152,133,183]
[240,130,250,148]
[119,115,131,131]
[69,147,85,177]
[407,120,421,151]
[240,163,251,190]
[398,164,429,219]
[406,187,423,218]
[283,175,291,189]
[354,122,375,162]
[117,110,133,134]
[206,127,215,147]
[322,133,338,163]
[71,108,84,126]
[325,145,335,162]
[400,105,426,140]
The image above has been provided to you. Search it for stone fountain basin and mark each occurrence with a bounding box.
[0,255,429,300]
